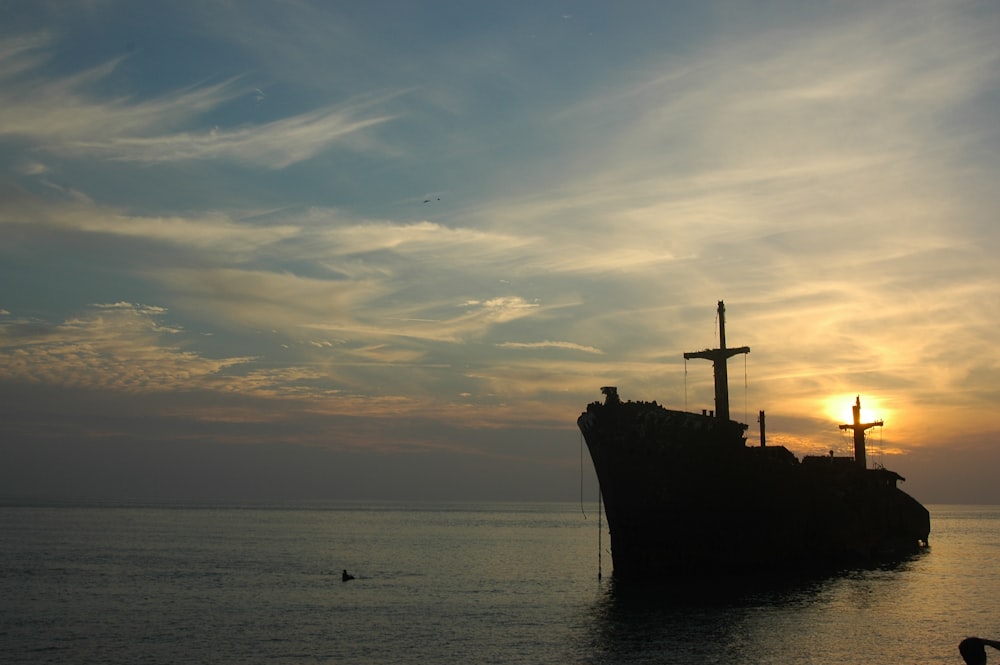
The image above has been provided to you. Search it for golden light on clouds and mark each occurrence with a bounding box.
[2,1,999,502]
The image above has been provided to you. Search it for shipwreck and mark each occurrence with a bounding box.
[577,301,930,580]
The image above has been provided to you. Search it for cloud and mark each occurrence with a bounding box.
[0,303,252,393]
[0,37,242,139]
[495,340,604,355]
[0,31,54,80]
[156,267,387,333]
[0,301,574,443]
[460,296,539,324]
[479,3,999,251]
[0,33,398,169]
[16,161,48,176]
[309,218,538,263]
[59,104,397,169]
[0,185,300,255]
[0,186,562,361]
[1,1,999,504]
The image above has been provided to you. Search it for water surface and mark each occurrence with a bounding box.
[1,502,995,663]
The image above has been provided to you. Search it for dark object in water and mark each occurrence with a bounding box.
[577,301,931,581]
[342,569,355,582]
[960,637,1000,665]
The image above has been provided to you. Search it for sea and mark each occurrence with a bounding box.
[1,502,998,665]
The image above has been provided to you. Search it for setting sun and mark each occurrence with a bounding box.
[822,394,891,429]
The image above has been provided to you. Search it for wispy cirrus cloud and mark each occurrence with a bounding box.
[495,340,604,354]
[157,262,549,346]
[0,37,243,139]
[58,103,397,169]
[0,185,300,255]
[0,32,398,169]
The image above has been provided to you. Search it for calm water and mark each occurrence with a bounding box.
[1,502,998,664]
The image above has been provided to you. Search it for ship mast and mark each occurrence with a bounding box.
[683,301,750,421]
[839,395,883,469]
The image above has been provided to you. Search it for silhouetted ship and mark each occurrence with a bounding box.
[578,301,930,581]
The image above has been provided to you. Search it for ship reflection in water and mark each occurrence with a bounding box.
[577,301,930,581]
[582,549,932,664]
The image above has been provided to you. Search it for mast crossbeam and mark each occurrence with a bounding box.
[682,300,749,421]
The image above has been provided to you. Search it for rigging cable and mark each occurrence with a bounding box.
[744,353,749,424]
[684,357,688,411]
[598,487,603,580]
[580,433,587,519]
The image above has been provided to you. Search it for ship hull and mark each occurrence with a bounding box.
[579,398,930,581]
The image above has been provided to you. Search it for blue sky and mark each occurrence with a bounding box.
[2,0,999,502]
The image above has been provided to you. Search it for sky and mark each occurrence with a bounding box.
[1,0,998,504]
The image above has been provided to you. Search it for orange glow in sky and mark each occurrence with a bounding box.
[1,1,999,503]
[822,394,891,430]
